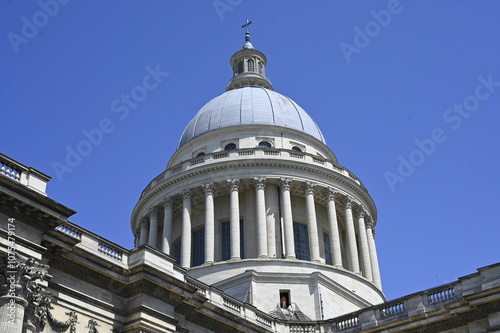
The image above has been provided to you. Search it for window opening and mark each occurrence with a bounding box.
[225,143,237,150]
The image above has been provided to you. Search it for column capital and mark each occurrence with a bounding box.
[366,218,375,229]
[149,205,161,216]
[303,181,317,195]
[182,189,192,200]
[343,196,354,209]
[355,207,366,219]
[253,177,267,190]
[279,177,292,191]
[324,187,338,201]
[140,216,149,228]
[227,179,240,192]
[162,197,173,208]
[202,182,215,196]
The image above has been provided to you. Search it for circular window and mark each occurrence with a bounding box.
[291,146,302,152]
[225,143,237,150]
[258,141,272,148]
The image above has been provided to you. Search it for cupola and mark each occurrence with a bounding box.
[226,20,273,91]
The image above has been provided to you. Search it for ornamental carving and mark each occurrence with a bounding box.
[303,181,317,195]
[356,208,366,219]
[182,190,192,200]
[343,196,353,210]
[324,188,337,201]
[202,183,215,196]
[279,178,292,191]
[253,177,266,190]
[227,179,240,192]
[162,197,173,208]
[149,205,161,216]
[88,318,99,333]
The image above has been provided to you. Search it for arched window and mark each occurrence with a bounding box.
[237,61,243,74]
[225,143,237,150]
[196,152,205,157]
[258,141,272,148]
[291,146,302,152]
[258,62,263,74]
[247,59,254,72]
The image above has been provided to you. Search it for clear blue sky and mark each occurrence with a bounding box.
[2,1,499,302]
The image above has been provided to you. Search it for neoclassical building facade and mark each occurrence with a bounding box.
[130,29,382,320]
[1,27,500,333]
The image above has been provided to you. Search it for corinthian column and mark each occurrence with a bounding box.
[254,177,268,258]
[162,198,172,254]
[366,218,382,289]
[344,196,360,273]
[356,208,373,281]
[280,178,295,259]
[148,206,159,248]
[228,179,241,260]
[325,188,342,268]
[304,181,320,262]
[203,183,215,264]
[181,190,192,268]
[139,217,149,246]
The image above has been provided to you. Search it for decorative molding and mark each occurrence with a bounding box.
[182,189,192,200]
[324,187,337,201]
[162,197,173,208]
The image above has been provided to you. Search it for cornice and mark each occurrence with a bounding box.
[131,159,377,230]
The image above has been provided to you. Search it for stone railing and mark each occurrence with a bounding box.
[183,274,276,331]
[0,153,51,195]
[55,221,128,264]
[321,282,462,332]
[142,148,364,195]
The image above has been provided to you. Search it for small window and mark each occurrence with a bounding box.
[258,141,272,148]
[248,59,254,72]
[196,152,205,157]
[280,290,291,309]
[258,62,263,74]
[291,146,302,152]
[237,61,243,74]
[225,143,237,150]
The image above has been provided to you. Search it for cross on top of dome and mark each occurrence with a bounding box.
[241,19,254,49]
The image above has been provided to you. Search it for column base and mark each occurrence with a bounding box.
[228,257,241,262]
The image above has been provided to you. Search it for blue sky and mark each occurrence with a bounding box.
[1,1,499,302]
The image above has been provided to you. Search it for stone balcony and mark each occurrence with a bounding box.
[0,152,51,195]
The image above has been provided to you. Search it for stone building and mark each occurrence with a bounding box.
[1,28,499,333]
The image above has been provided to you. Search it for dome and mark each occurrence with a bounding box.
[177,86,326,148]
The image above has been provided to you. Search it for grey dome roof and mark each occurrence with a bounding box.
[178,87,325,148]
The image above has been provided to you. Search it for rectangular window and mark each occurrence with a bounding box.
[293,222,310,261]
[221,220,245,261]
[324,233,333,265]
[280,290,291,309]
[191,228,205,267]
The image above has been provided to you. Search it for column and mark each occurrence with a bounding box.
[265,183,279,258]
[228,179,241,260]
[325,188,342,268]
[139,217,149,246]
[148,206,159,248]
[280,178,295,259]
[203,183,215,264]
[356,208,373,281]
[162,198,172,254]
[344,196,360,273]
[254,177,268,258]
[366,218,382,289]
[181,190,192,268]
[304,181,320,262]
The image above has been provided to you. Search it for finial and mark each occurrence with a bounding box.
[241,19,254,49]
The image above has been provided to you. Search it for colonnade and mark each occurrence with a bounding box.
[134,177,381,288]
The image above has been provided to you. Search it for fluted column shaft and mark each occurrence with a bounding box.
[0,296,27,333]
[228,179,241,260]
[304,182,321,262]
[254,177,269,258]
[265,184,279,258]
[366,219,382,289]
[344,197,360,273]
[203,183,215,264]
[326,189,342,267]
[148,206,159,248]
[280,178,295,259]
[139,218,148,246]
[356,209,373,281]
[181,190,192,268]
[162,198,172,254]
